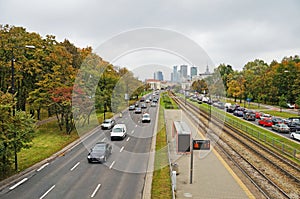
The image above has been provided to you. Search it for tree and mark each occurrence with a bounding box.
[0,91,36,174]
[278,94,287,112]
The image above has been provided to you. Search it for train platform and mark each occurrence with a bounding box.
[164,109,256,199]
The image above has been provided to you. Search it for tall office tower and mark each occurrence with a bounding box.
[180,65,188,81]
[191,66,197,78]
[172,65,179,82]
[154,71,164,81]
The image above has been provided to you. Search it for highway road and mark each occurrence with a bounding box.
[0,100,158,199]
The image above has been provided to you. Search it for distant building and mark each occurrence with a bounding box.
[146,79,161,90]
[191,66,197,78]
[172,66,179,83]
[154,71,164,81]
[180,65,188,79]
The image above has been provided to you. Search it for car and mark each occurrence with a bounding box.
[142,113,151,123]
[287,103,295,109]
[101,119,116,130]
[87,142,112,163]
[129,105,135,111]
[140,97,145,102]
[243,110,256,121]
[271,117,284,125]
[135,102,139,107]
[260,113,271,120]
[290,131,300,141]
[145,99,150,103]
[272,123,290,133]
[255,111,263,119]
[233,110,244,117]
[150,102,156,107]
[135,107,142,114]
[258,118,273,127]
[141,103,147,109]
[286,122,300,132]
[110,124,127,140]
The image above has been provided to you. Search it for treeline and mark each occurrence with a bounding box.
[0,24,144,175]
[192,56,300,107]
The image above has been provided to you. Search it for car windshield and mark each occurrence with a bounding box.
[93,144,105,151]
[103,120,111,124]
[113,128,123,132]
[143,114,150,118]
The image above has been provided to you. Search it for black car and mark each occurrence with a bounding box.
[87,142,112,163]
[243,110,256,121]
[287,122,300,132]
[271,117,284,125]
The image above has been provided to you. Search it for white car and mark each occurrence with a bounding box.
[142,113,151,123]
[101,119,116,130]
[110,124,127,140]
[290,131,300,141]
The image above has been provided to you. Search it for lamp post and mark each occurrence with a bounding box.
[11,44,35,171]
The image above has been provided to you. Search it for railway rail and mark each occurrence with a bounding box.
[169,92,300,199]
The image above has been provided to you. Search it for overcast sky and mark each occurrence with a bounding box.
[1,0,300,81]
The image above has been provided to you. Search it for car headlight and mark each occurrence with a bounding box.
[100,155,105,159]
[88,155,91,159]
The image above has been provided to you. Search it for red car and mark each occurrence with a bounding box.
[258,118,273,127]
[255,112,263,119]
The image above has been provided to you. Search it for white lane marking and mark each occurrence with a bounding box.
[9,178,28,190]
[135,124,138,127]
[131,130,134,134]
[37,163,49,172]
[120,146,124,152]
[91,184,101,198]
[126,137,130,142]
[70,162,80,171]
[109,161,115,169]
[101,138,106,142]
[39,185,55,199]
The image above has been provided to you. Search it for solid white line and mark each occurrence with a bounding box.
[91,184,101,198]
[126,137,130,141]
[101,138,106,142]
[109,161,115,169]
[70,162,80,171]
[37,163,49,172]
[9,178,28,190]
[131,130,134,134]
[39,185,55,199]
[120,146,124,152]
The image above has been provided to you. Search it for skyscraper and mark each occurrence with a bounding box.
[172,66,179,82]
[180,65,188,81]
[154,71,164,81]
[191,66,197,77]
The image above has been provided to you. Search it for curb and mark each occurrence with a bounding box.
[142,97,160,199]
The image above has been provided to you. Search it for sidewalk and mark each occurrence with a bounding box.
[165,109,254,199]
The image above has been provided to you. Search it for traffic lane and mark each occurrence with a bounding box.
[0,103,158,199]
[0,123,114,198]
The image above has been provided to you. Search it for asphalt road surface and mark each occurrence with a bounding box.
[0,101,158,199]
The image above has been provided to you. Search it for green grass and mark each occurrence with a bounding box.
[151,93,172,199]
[18,111,114,173]
[18,121,79,171]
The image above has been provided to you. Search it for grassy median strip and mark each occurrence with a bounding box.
[151,92,175,199]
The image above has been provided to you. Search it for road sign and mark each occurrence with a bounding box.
[193,140,210,150]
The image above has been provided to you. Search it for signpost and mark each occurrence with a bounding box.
[190,139,210,184]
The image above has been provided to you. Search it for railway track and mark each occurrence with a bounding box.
[169,92,300,199]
